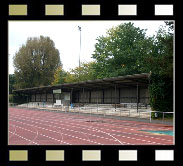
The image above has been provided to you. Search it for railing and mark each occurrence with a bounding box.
[149,111,174,124]
[11,102,151,121]
[10,102,173,124]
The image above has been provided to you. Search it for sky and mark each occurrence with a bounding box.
[8,20,167,74]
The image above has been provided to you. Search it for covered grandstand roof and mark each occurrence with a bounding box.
[13,73,150,93]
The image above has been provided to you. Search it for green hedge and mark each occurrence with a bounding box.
[9,94,28,104]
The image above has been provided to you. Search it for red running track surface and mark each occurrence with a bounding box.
[8,107,174,145]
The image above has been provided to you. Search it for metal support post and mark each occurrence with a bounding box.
[102,89,104,104]
[90,108,91,122]
[35,93,37,102]
[97,90,98,112]
[71,88,73,105]
[46,91,47,102]
[89,90,91,103]
[115,84,117,111]
[136,82,139,113]
[83,88,85,104]
[149,111,152,122]
[119,88,121,103]
[163,112,165,124]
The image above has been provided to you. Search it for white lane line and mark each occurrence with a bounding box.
[10,117,154,145]
[9,115,120,143]
[80,131,91,142]
[10,110,172,132]
[9,119,103,145]
[8,113,172,145]
[60,115,171,130]
[9,113,173,143]
[11,125,71,145]
[58,131,64,145]
[9,124,17,139]
[93,127,124,145]
[28,126,39,145]
[9,131,39,145]
[9,111,173,144]
[10,111,172,132]
[9,113,145,143]
[40,111,171,130]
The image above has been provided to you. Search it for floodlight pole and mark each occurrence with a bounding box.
[78,26,81,68]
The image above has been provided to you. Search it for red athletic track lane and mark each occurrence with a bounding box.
[8,107,174,145]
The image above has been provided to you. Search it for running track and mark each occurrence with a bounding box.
[8,107,174,145]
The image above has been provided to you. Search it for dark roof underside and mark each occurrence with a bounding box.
[13,73,150,94]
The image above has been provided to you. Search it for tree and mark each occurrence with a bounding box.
[64,61,96,83]
[9,74,16,94]
[146,22,174,112]
[64,72,76,83]
[92,22,152,78]
[143,23,173,78]
[165,21,174,32]
[51,66,67,85]
[13,36,61,88]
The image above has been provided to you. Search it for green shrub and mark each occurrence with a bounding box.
[148,73,173,112]
[9,94,28,104]
[9,94,14,103]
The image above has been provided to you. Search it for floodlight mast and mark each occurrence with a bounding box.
[78,26,81,68]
